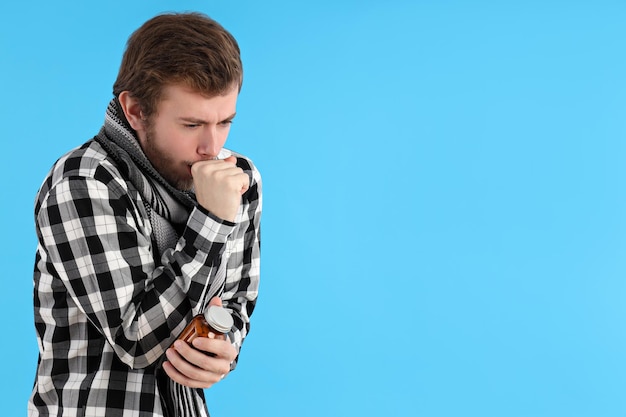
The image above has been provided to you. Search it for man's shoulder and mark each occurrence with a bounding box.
[36,139,125,201]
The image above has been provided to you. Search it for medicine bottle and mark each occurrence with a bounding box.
[177,305,234,343]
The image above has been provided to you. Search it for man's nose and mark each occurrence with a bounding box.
[197,126,220,158]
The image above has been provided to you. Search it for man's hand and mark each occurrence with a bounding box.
[162,297,237,388]
[191,156,249,222]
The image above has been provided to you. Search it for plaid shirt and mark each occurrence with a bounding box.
[29,139,261,416]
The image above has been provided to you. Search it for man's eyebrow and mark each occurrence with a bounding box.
[179,117,206,124]
[178,112,237,124]
[221,112,237,122]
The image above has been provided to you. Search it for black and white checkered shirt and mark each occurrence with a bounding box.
[28,139,261,416]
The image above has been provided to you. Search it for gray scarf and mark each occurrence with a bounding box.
[95,98,217,417]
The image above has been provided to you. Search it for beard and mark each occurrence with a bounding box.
[142,126,194,191]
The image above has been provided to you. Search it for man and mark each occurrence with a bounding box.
[29,12,261,417]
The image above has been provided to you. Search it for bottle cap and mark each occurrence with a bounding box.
[203,305,234,334]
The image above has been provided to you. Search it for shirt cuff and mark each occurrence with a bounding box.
[183,206,236,254]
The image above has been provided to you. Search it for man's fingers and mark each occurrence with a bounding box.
[190,158,236,176]
[162,359,220,389]
[236,172,250,194]
[163,345,223,388]
[174,339,233,373]
[190,338,237,364]
[163,351,206,388]
[208,296,223,307]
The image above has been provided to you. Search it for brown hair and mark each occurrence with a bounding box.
[113,12,243,117]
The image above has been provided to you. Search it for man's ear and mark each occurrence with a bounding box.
[118,91,145,132]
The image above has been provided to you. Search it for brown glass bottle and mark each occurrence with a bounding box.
[177,305,234,343]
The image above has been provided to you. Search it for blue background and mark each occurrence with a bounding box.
[2,1,626,416]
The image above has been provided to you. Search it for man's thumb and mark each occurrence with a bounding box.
[209,296,223,307]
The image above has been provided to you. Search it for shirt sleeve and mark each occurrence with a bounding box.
[36,163,236,369]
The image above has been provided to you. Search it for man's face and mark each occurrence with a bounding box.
[138,84,238,190]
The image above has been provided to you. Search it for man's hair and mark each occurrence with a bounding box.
[113,12,243,117]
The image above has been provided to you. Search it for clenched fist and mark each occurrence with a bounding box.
[191,156,249,222]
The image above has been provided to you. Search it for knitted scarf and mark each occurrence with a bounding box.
[94,98,223,417]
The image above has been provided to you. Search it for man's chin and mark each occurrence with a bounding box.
[162,174,193,192]
[174,180,194,192]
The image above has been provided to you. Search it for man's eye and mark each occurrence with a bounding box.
[219,120,233,126]
[184,124,200,129]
